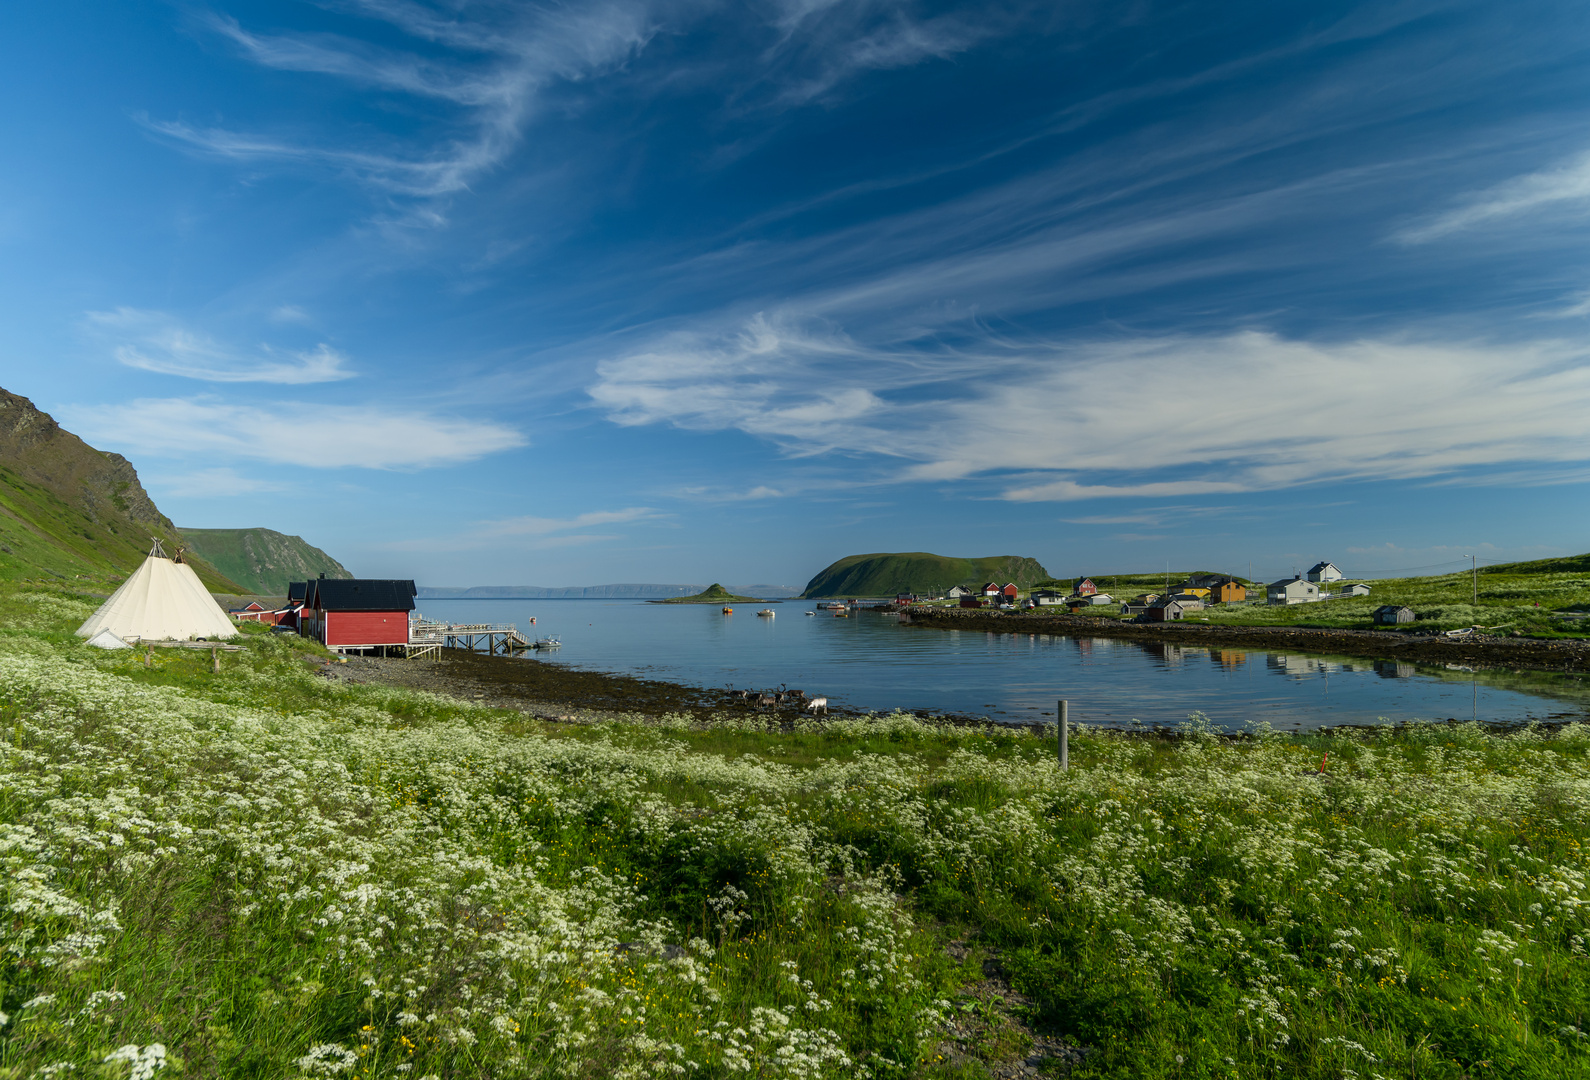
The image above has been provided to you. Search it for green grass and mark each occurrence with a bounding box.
[1195,564,1590,637]
[2,583,1590,1078]
[1019,559,1590,639]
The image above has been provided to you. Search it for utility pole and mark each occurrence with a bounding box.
[1470,555,1478,605]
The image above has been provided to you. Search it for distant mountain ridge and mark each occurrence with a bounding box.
[417,583,801,599]
[802,552,1051,598]
[178,527,353,596]
[0,387,242,591]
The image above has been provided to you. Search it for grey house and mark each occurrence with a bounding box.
[1143,599,1199,622]
[947,585,974,599]
[1306,561,1344,583]
[1374,605,1415,625]
[1339,582,1371,597]
[1267,576,1321,605]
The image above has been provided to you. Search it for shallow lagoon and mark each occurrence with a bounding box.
[417,597,1590,730]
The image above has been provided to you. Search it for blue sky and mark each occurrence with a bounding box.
[2,0,1588,587]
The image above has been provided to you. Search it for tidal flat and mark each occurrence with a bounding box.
[3,585,1590,1079]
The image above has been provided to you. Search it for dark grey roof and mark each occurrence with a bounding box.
[287,581,308,603]
[307,578,417,612]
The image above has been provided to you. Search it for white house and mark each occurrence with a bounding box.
[1339,582,1371,597]
[1268,576,1321,605]
[947,585,973,599]
[1032,589,1066,606]
[1306,561,1343,583]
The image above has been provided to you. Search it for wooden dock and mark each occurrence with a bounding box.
[408,620,531,658]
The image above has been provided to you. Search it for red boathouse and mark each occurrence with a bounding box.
[302,577,417,653]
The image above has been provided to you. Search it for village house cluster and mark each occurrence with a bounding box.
[911,559,1405,623]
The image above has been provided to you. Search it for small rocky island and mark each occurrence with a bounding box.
[648,582,762,604]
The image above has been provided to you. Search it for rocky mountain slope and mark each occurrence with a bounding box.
[0,387,241,590]
[177,527,353,596]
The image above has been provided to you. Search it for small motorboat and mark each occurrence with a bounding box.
[532,637,561,649]
[805,610,815,616]
[833,609,849,617]
[722,606,733,614]
[756,608,775,617]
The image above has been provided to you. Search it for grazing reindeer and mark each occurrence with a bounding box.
[727,684,752,702]
[754,692,778,709]
[805,696,828,715]
[786,688,807,702]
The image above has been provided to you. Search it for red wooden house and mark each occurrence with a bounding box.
[301,577,417,652]
[1075,578,1098,596]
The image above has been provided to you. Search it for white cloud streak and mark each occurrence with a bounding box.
[88,308,355,384]
[380,507,660,551]
[475,508,660,537]
[153,467,289,497]
[150,2,659,198]
[153,1,1005,201]
[63,397,525,469]
[590,319,1590,499]
[1396,150,1590,244]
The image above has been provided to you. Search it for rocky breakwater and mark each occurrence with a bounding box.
[904,607,1590,673]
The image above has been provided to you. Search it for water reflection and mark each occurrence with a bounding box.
[416,599,1590,731]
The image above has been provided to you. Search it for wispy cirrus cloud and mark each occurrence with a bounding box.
[591,318,1590,499]
[1395,149,1590,244]
[380,506,661,551]
[151,1,1029,204]
[475,508,660,537]
[152,467,289,498]
[150,1,659,199]
[62,397,525,469]
[87,307,355,384]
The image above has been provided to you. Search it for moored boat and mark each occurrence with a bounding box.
[756,609,775,617]
[722,606,733,614]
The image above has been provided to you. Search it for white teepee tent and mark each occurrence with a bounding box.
[76,541,238,642]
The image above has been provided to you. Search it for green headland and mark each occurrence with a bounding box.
[802,551,1050,597]
[647,582,761,603]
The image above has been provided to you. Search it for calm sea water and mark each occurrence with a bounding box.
[415,598,1590,731]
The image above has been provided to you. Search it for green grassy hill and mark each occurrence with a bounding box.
[0,387,242,592]
[802,552,1051,598]
[178,527,352,596]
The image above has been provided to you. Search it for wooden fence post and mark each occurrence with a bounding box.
[212,646,220,673]
[1058,699,1069,770]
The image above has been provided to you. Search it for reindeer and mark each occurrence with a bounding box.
[805,696,828,715]
[754,691,778,710]
[726,684,752,702]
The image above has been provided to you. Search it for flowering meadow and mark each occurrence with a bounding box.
[2,587,1589,1078]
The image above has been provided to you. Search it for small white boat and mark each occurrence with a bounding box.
[756,608,775,617]
[805,610,815,616]
[532,637,562,649]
